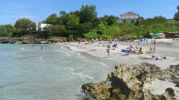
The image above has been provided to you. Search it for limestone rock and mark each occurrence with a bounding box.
[82,63,179,100]
[165,88,176,100]
[82,82,111,100]
[22,40,32,44]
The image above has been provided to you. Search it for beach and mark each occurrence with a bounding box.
[57,40,179,98]
[0,41,179,100]
[57,40,179,69]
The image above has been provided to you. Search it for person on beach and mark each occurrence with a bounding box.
[151,55,167,60]
[150,47,153,53]
[139,47,143,54]
[151,39,156,53]
[153,39,157,45]
[106,45,110,56]
[153,46,156,53]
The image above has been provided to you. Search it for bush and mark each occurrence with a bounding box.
[12,29,31,37]
[85,30,99,40]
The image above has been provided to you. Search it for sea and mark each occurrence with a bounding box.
[0,44,114,100]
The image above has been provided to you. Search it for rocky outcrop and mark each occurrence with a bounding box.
[82,82,111,100]
[0,37,67,44]
[82,63,179,100]
[165,88,176,100]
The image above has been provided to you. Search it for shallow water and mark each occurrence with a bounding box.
[0,44,112,100]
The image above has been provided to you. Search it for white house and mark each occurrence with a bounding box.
[36,22,51,31]
[118,12,139,24]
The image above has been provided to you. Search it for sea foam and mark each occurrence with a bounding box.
[75,73,93,80]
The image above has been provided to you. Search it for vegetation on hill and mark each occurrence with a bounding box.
[0,24,15,37]
[0,5,179,40]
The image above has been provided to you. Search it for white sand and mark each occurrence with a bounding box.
[56,41,179,97]
[57,42,179,69]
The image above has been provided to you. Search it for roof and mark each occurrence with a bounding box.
[121,12,139,16]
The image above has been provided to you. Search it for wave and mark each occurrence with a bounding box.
[75,53,86,59]
[20,47,33,52]
[55,49,72,57]
[75,73,93,80]
[20,48,25,51]
[55,49,62,52]
[60,46,64,49]
[66,67,74,71]
[99,62,106,66]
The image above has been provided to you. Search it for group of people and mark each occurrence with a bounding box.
[106,43,118,56]
[106,44,144,57]
[122,45,143,55]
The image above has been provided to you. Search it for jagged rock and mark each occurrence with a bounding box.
[0,37,67,44]
[0,39,9,43]
[41,41,49,44]
[165,88,176,100]
[107,63,163,99]
[82,63,178,100]
[154,95,166,100]
[82,82,111,100]
[163,64,179,79]
[22,40,32,44]
[144,90,167,100]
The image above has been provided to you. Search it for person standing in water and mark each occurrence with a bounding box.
[106,45,110,56]
[40,43,43,50]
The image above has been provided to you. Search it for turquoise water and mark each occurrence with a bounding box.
[0,44,112,100]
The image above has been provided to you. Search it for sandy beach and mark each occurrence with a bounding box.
[56,40,179,98]
[57,40,179,69]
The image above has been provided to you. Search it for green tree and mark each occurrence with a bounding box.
[107,15,117,25]
[65,13,80,29]
[100,15,117,25]
[79,5,97,23]
[140,16,166,26]
[14,18,36,30]
[174,6,179,21]
[92,18,102,27]
[0,24,15,37]
[45,13,58,24]
[85,30,98,39]
[60,11,66,17]
[174,13,179,21]
[177,6,179,12]
[100,15,109,25]
[44,25,66,36]
[77,22,93,35]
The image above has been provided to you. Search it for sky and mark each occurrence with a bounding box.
[0,0,179,25]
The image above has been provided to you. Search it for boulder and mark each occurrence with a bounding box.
[82,63,178,100]
[82,82,111,100]
[165,88,175,100]
[22,40,32,44]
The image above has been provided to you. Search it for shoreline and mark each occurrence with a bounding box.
[0,37,66,44]
[58,43,118,73]
[56,41,179,98]
[56,41,179,69]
